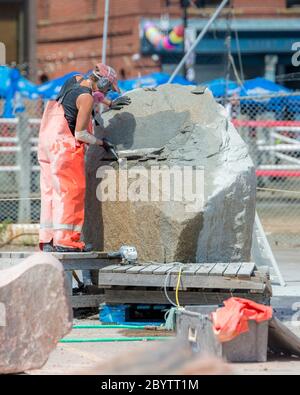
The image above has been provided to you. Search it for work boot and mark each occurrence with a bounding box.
[42,243,55,253]
[83,243,93,252]
[54,244,94,253]
[54,246,81,253]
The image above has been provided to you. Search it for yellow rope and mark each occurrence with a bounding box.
[175,267,183,308]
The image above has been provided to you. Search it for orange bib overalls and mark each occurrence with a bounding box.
[38,94,91,250]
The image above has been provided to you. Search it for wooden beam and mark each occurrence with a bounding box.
[98,272,266,291]
[102,289,270,306]
[237,263,256,279]
[223,263,241,278]
[209,263,229,276]
[196,264,216,275]
[71,294,105,308]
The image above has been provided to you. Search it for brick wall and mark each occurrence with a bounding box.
[36,0,299,80]
[232,0,286,7]
[37,0,181,79]
[232,0,286,8]
[232,0,287,16]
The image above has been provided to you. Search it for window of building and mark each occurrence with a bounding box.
[287,0,300,7]
[40,0,50,20]
[177,1,229,8]
[192,0,228,7]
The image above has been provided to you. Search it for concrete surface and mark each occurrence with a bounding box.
[27,317,300,375]
[1,246,299,374]
[28,321,162,375]
[28,247,300,376]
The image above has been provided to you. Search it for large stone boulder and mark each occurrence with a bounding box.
[0,253,72,374]
[84,84,256,263]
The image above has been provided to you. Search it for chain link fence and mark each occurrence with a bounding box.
[228,92,300,247]
[0,99,43,225]
[0,92,300,247]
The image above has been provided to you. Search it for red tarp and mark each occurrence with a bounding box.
[212,297,273,343]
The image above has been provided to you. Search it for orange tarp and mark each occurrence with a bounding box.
[212,297,273,343]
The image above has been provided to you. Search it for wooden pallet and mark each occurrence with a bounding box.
[98,262,272,306]
[0,254,272,308]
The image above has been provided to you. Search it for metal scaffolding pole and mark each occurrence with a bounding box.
[252,213,286,287]
[168,0,229,83]
[102,0,110,64]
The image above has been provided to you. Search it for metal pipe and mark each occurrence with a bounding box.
[258,145,300,152]
[168,0,229,83]
[102,0,110,64]
[182,4,188,79]
[254,213,286,287]
[258,165,300,170]
[27,0,37,81]
[73,325,153,329]
[60,336,174,343]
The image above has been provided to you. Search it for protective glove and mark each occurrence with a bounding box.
[110,95,131,110]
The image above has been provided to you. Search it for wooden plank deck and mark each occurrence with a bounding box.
[237,263,256,279]
[1,256,270,308]
[196,264,216,275]
[209,263,229,276]
[223,263,242,278]
[97,273,265,291]
[98,262,265,292]
[102,289,270,306]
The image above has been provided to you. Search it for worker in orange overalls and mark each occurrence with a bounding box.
[38,63,131,252]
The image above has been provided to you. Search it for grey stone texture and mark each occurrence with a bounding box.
[0,253,72,374]
[84,84,256,263]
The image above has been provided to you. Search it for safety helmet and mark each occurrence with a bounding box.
[93,63,120,93]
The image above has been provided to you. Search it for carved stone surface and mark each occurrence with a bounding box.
[84,84,256,263]
[0,253,72,374]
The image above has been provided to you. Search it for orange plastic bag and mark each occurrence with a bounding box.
[211,297,273,343]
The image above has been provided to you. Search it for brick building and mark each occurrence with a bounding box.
[1,0,300,85]
[36,0,182,80]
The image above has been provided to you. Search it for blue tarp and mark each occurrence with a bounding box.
[202,77,299,113]
[1,68,194,100]
[0,66,40,99]
[202,77,291,98]
[0,66,12,97]
[202,78,239,97]
[37,71,80,99]
[0,67,81,117]
[0,69,194,117]
[238,78,300,113]
[240,77,290,97]
[1,66,299,117]
[0,66,29,117]
[118,72,194,91]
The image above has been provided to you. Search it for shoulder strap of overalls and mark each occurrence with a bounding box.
[57,75,85,104]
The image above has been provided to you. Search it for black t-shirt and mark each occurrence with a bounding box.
[56,76,92,134]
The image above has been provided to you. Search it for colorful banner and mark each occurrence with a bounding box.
[144,22,184,51]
